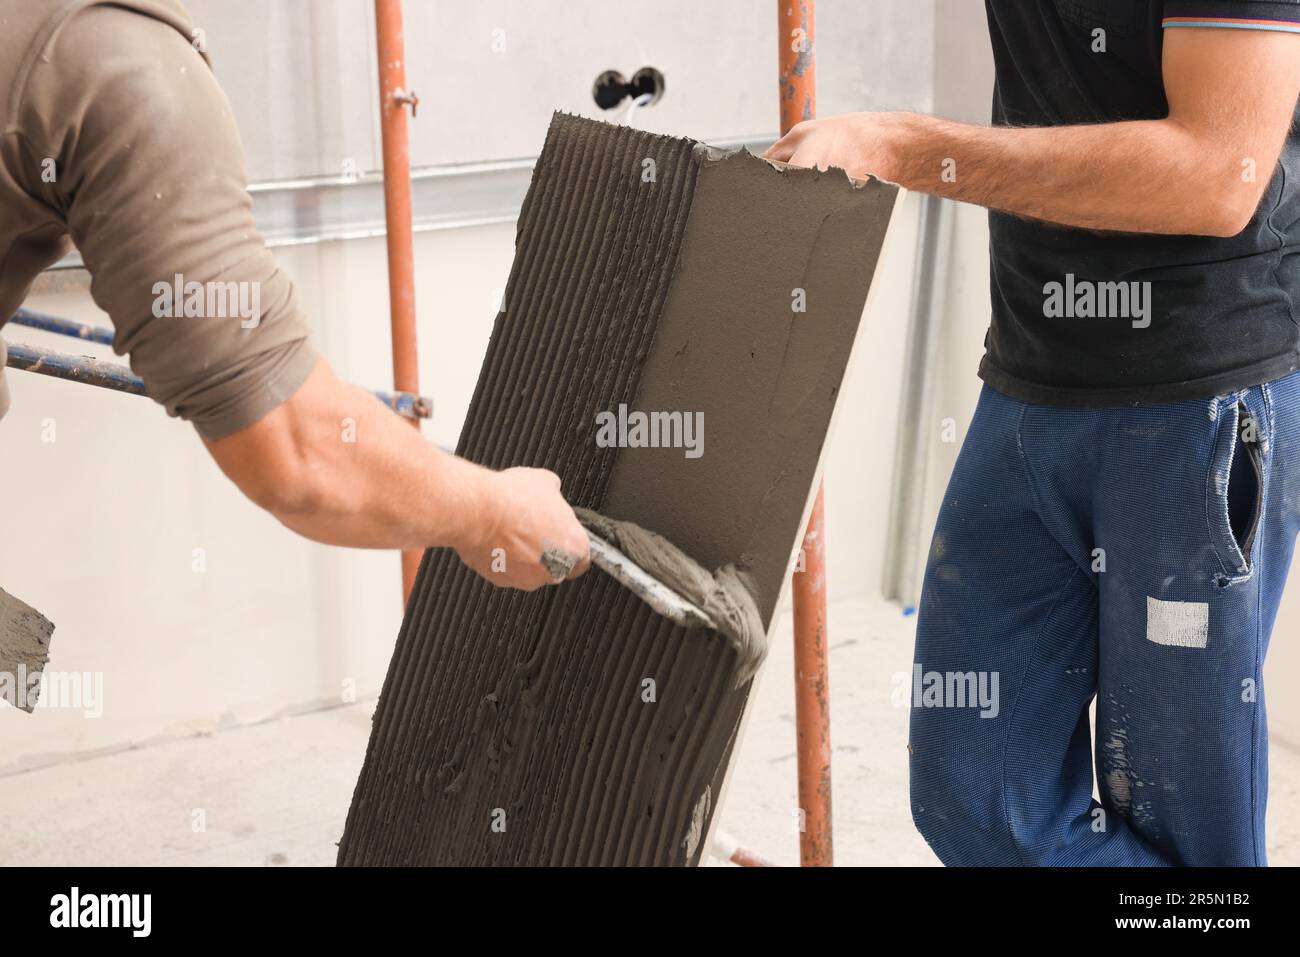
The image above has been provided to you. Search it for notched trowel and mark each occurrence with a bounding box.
[586,532,715,631]
[575,509,767,685]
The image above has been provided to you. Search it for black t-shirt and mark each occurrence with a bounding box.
[980,0,1300,406]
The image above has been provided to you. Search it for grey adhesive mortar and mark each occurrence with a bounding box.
[578,509,764,686]
[337,113,898,867]
[0,587,54,712]
[600,147,896,619]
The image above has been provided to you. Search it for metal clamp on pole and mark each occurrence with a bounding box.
[392,87,420,117]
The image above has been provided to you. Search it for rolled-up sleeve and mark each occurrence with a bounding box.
[22,5,317,439]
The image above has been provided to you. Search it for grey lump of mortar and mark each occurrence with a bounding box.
[576,508,766,686]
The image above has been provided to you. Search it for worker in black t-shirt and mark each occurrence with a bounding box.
[769,1,1300,866]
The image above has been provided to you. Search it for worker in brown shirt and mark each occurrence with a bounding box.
[0,0,589,590]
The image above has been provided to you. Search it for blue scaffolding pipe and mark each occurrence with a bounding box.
[4,340,433,420]
[10,308,115,346]
[5,341,144,395]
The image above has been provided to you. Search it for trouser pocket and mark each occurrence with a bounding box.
[1209,393,1270,582]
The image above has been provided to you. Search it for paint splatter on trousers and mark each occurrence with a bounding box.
[909,372,1300,866]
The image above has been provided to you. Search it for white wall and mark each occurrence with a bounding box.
[0,227,509,767]
[186,0,936,180]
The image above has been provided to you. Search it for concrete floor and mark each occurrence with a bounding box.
[2,596,1298,866]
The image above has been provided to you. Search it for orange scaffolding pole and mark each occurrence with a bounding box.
[375,0,423,603]
[779,0,833,868]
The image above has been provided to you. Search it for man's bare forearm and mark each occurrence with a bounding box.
[267,401,489,551]
[768,27,1300,239]
[877,111,1255,236]
[204,358,590,590]
[205,361,485,549]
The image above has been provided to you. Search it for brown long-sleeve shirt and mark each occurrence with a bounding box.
[0,0,316,438]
